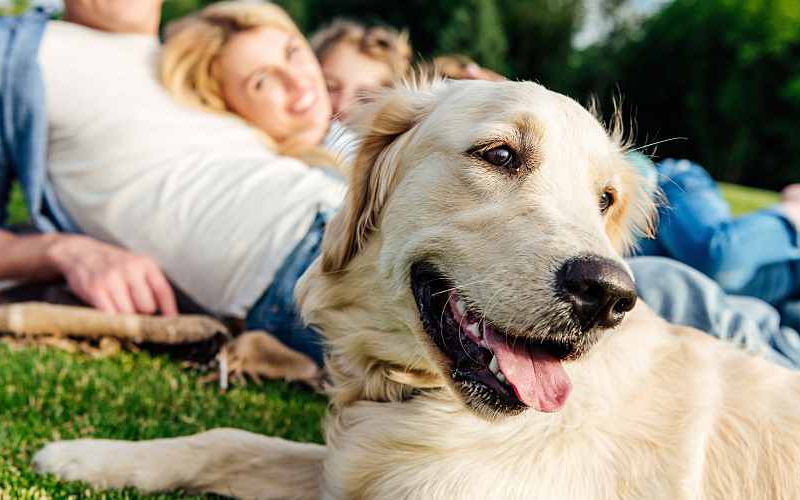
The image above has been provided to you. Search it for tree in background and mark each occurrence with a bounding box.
[160,0,218,29]
[438,0,509,74]
[570,0,800,190]
[498,0,583,86]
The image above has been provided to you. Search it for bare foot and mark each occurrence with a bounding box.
[781,184,800,203]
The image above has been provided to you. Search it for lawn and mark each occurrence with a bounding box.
[0,182,780,498]
[719,182,781,216]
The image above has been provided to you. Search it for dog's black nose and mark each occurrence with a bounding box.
[556,256,637,331]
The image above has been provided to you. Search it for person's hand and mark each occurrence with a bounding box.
[45,235,178,316]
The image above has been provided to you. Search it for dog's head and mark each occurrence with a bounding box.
[300,78,655,420]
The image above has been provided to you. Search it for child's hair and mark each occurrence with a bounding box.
[430,54,506,81]
[432,54,476,80]
[310,19,412,79]
[160,1,342,170]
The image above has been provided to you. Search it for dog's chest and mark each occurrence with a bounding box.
[325,404,695,500]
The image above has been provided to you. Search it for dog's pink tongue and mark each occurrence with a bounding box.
[483,327,572,412]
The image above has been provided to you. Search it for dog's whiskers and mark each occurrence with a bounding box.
[430,279,491,297]
[629,136,687,153]
[438,292,482,365]
[437,295,452,356]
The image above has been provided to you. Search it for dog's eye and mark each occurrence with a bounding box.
[599,189,616,214]
[481,146,515,168]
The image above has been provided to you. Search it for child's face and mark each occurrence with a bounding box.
[320,42,394,121]
[217,27,333,152]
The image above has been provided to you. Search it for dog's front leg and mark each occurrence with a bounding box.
[33,428,325,499]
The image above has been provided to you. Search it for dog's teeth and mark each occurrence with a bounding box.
[488,356,507,383]
[455,299,467,316]
[489,355,499,374]
[465,322,481,339]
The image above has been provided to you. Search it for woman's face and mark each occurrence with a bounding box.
[217,27,332,151]
[321,42,393,121]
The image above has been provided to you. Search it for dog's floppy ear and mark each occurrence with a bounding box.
[321,81,439,273]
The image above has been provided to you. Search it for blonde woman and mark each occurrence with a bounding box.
[161,2,339,162]
[39,1,348,364]
[311,19,412,120]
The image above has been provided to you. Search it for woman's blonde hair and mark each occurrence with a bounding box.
[310,19,412,80]
[160,1,342,169]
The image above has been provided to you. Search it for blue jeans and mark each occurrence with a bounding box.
[245,212,329,366]
[630,256,800,369]
[636,159,800,316]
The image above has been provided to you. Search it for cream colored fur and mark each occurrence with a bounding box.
[34,79,800,499]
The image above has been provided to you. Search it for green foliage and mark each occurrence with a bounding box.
[719,182,780,216]
[159,0,218,31]
[498,0,583,84]
[438,0,509,73]
[8,182,28,226]
[0,0,30,16]
[570,0,800,190]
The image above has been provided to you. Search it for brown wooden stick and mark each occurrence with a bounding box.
[0,302,229,344]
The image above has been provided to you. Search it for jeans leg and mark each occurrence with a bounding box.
[245,213,328,367]
[245,292,324,366]
[655,160,800,301]
[655,160,735,271]
[629,256,799,369]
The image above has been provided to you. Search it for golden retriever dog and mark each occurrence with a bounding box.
[33,79,800,499]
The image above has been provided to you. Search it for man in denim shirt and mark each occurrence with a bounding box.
[0,6,177,315]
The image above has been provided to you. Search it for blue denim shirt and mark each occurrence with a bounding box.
[0,8,78,232]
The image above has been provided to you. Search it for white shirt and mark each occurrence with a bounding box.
[39,21,346,316]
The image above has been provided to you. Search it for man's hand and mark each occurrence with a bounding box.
[45,235,177,316]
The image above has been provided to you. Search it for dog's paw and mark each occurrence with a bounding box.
[33,440,135,490]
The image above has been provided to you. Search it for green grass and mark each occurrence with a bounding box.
[7,183,28,226]
[719,182,780,216]
[0,344,326,499]
[0,181,780,497]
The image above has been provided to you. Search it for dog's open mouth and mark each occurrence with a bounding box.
[411,263,575,417]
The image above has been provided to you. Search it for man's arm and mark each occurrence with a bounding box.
[0,229,177,315]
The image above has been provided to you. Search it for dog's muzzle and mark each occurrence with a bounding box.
[556,255,637,332]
